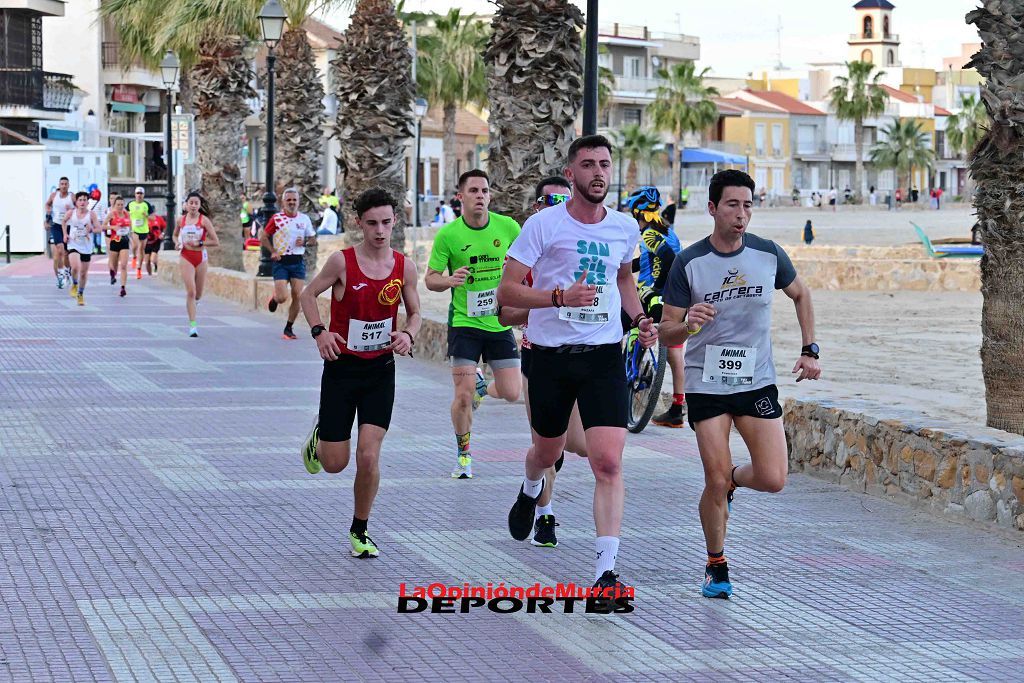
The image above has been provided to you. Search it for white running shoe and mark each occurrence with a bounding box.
[450,454,473,479]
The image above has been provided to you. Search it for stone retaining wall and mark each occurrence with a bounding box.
[785,398,1024,533]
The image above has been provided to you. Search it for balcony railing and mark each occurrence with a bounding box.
[0,69,74,112]
[102,42,148,70]
[613,76,663,95]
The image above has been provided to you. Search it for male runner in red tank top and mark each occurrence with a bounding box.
[298,188,422,559]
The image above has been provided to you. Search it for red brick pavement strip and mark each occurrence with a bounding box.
[0,265,1023,681]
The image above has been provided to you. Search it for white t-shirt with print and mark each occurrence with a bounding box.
[267,211,316,256]
[506,202,639,347]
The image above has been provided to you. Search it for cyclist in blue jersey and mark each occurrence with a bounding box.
[626,187,687,427]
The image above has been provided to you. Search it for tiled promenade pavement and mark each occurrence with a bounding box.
[1,256,1023,682]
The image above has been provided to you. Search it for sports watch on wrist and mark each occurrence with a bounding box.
[310,324,326,339]
[801,343,820,359]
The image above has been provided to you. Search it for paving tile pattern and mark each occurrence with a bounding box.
[1,258,1022,682]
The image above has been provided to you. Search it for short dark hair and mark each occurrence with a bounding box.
[567,135,613,163]
[353,188,397,217]
[59,176,69,183]
[458,169,489,189]
[74,191,89,201]
[708,170,755,206]
[534,175,571,199]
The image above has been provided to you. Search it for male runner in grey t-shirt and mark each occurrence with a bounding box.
[660,169,822,600]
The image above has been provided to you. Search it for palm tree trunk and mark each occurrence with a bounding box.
[626,160,638,194]
[178,67,202,195]
[443,103,458,199]
[332,0,414,252]
[273,27,325,278]
[962,153,975,199]
[484,0,584,224]
[191,36,253,271]
[854,118,864,202]
[671,132,682,206]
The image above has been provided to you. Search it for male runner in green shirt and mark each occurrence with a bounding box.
[426,169,522,479]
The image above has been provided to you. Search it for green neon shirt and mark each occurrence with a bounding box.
[428,212,521,332]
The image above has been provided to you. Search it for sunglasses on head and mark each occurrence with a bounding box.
[536,193,570,207]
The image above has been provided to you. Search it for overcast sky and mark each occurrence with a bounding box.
[320,0,978,76]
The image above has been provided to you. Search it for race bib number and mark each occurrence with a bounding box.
[347,318,390,352]
[467,288,497,318]
[558,285,610,324]
[702,345,757,386]
[70,226,87,241]
[132,217,145,228]
[117,226,130,237]
[181,228,201,247]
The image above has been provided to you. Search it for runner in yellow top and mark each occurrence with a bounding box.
[425,169,523,479]
[127,186,152,279]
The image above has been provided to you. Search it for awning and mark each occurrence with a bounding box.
[41,128,79,141]
[110,102,146,113]
[681,148,748,166]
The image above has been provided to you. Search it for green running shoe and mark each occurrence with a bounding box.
[349,531,379,558]
[451,454,473,479]
[301,419,321,475]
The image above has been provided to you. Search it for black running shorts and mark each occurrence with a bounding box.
[110,239,131,252]
[527,343,626,438]
[318,353,395,441]
[447,326,519,368]
[519,346,532,376]
[67,249,92,262]
[685,384,783,429]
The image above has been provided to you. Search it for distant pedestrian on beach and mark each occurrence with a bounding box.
[803,220,814,245]
[792,186,800,206]
[869,185,877,206]
[828,186,837,212]
[894,188,903,210]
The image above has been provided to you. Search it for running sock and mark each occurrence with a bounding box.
[669,393,685,416]
[189,320,197,328]
[595,536,619,581]
[535,503,553,519]
[350,516,368,536]
[456,432,471,456]
[522,476,544,499]
[707,550,727,566]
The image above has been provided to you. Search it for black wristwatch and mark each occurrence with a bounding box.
[310,324,326,339]
[801,343,820,359]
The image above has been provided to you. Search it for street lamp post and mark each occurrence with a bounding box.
[413,97,428,228]
[582,0,598,135]
[159,50,179,250]
[256,0,286,278]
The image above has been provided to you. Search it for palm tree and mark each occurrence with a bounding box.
[869,119,935,196]
[484,0,584,225]
[647,62,719,207]
[829,61,888,202]
[416,9,488,199]
[101,0,258,270]
[946,93,988,198]
[331,0,414,250]
[965,2,1024,434]
[613,125,663,193]
[597,45,615,120]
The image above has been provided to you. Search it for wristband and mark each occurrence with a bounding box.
[401,329,415,346]
[551,288,563,308]
[687,325,702,336]
[631,312,645,328]
[310,324,326,339]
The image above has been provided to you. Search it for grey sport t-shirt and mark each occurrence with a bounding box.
[663,233,797,395]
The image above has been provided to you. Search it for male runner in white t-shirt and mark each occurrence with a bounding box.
[263,187,318,339]
[497,135,657,605]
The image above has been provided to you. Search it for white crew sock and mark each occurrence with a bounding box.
[522,476,544,499]
[535,503,553,519]
[595,536,620,581]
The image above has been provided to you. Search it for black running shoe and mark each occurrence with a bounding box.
[531,515,559,548]
[554,452,565,473]
[591,570,629,613]
[282,325,297,340]
[652,408,685,428]
[702,562,733,599]
[508,481,542,541]
[268,296,278,313]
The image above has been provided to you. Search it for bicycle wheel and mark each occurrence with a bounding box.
[626,339,668,433]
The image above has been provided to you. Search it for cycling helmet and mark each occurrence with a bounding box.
[625,186,665,226]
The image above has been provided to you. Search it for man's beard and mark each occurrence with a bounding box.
[573,180,608,204]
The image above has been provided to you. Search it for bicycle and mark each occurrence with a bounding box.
[622,327,667,433]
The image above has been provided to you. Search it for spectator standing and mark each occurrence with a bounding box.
[803,220,814,245]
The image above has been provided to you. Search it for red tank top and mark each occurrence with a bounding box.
[331,247,406,359]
